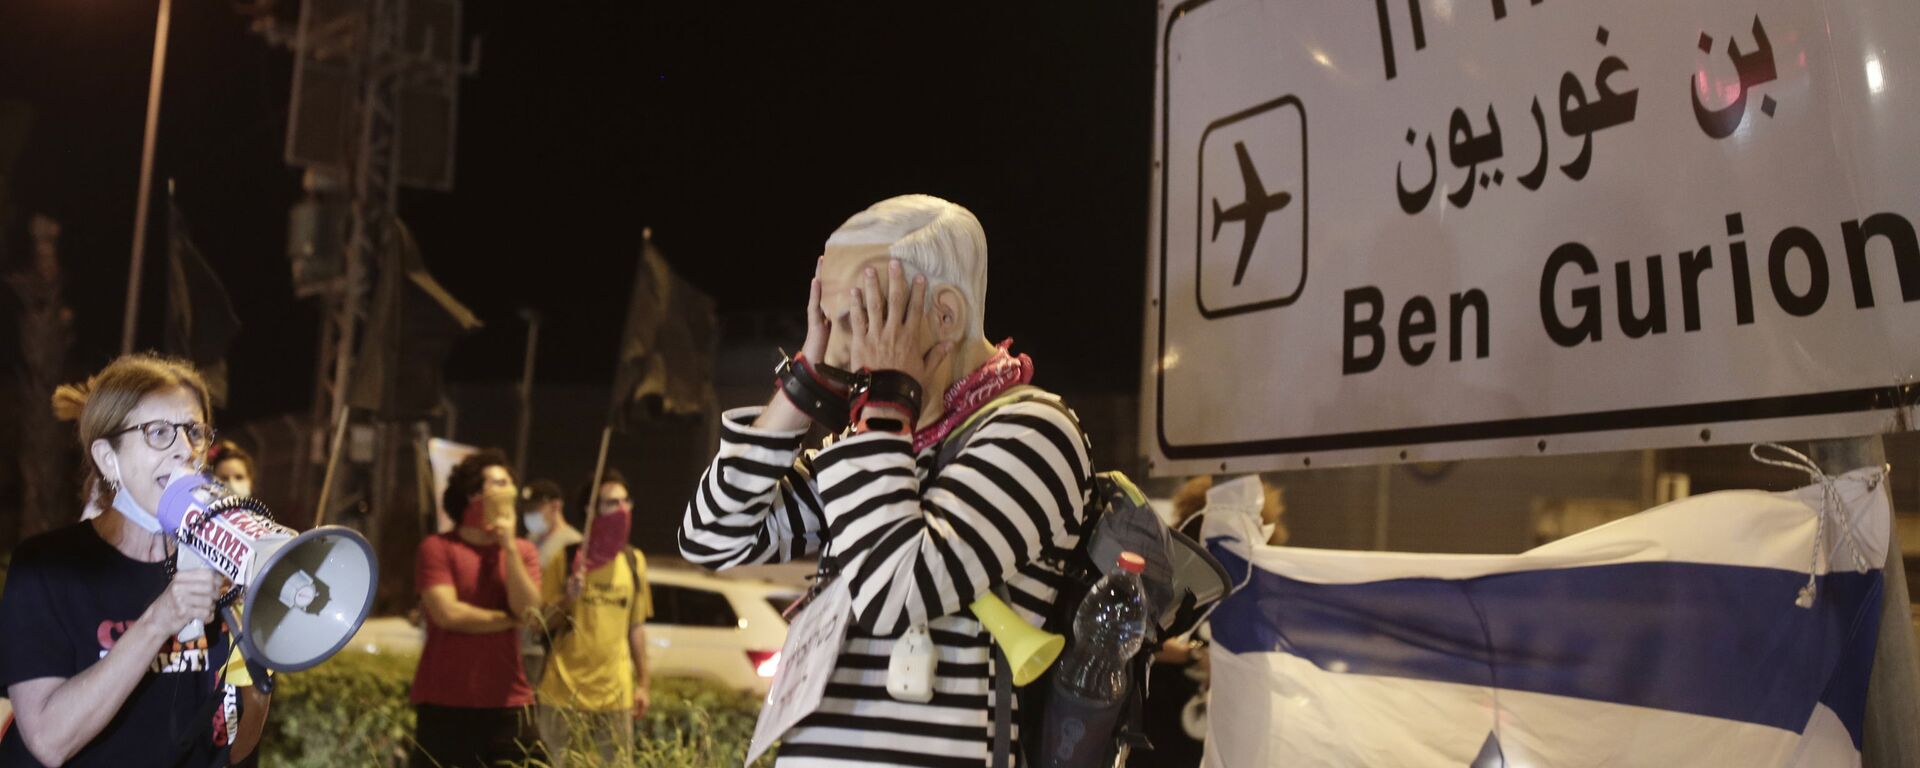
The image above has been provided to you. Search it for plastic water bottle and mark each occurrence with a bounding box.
[1043,551,1147,766]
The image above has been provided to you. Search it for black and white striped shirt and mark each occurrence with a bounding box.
[680,395,1092,767]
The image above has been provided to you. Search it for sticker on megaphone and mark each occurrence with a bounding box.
[158,469,296,589]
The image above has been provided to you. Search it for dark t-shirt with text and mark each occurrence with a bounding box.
[0,523,239,767]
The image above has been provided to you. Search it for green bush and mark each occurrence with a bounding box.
[261,651,417,767]
[259,652,772,768]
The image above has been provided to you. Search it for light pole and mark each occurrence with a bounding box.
[121,0,173,355]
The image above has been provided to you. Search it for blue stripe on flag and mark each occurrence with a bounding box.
[1208,545,1882,747]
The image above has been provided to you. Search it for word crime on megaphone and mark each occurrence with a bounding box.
[155,469,377,674]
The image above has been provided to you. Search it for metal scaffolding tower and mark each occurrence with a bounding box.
[276,0,472,520]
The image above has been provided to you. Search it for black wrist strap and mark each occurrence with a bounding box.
[775,356,852,431]
[851,369,924,428]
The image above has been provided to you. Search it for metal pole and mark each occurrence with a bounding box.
[412,422,434,538]
[1806,436,1919,768]
[1372,464,1392,550]
[575,425,613,579]
[121,0,173,355]
[513,309,541,479]
[313,408,352,527]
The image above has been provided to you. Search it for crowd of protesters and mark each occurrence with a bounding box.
[408,449,653,768]
[0,193,1255,768]
[0,348,656,767]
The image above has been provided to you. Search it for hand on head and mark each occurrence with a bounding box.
[844,260,956,389]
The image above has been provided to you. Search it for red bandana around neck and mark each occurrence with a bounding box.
[912,339,1034,454]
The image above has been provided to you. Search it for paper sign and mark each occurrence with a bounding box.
[745,576,852,765]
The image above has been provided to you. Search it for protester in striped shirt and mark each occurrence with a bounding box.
[680,195,1092,767]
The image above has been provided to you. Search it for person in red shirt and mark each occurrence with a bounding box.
[409,449,543,767]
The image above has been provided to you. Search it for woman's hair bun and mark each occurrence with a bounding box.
[51,380,91,422]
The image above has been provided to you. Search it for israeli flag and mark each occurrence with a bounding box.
[1199,464,1889,767]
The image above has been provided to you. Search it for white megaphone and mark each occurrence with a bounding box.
[156,470,377,673]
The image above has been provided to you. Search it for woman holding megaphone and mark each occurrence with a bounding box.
[0,354,264,767]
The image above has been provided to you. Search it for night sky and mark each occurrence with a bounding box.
[0,1,1157,424]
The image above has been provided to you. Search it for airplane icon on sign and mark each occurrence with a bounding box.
[1210,141,1293,287]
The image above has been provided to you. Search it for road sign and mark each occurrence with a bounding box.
[1146,0,1920,475]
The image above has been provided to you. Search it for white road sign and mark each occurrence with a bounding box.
[1145,0,1920,474]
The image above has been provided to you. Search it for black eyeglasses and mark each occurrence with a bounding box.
[110,420,214,452]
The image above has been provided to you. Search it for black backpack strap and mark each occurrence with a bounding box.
[933,386,1080,472]
[941,388,1084,767]
[936,387,1089,548]
[992,642,1015,768]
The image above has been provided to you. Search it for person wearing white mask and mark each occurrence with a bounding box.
[0,354,263,766]
[518,479,577,687]
[208,439,256,500]
[521,479,579,567]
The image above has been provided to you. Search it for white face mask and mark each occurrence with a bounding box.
[112,484,163,533]
[522,512,550,539]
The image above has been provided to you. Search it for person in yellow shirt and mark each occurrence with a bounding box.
[533,469,651,767]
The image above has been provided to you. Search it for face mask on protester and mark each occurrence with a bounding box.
[523,512,550,539]
[579,508,632,572]
[462,486,518,531]
[112,484,163,533]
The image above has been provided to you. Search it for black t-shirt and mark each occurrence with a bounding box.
[0,523,240,767]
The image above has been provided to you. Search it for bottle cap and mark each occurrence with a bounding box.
[1117,551,1146,574]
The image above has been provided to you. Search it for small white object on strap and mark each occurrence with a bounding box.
[1748,443,1874,609]
[1185,476,1265,631]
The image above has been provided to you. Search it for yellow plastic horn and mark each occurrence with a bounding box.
[970,593,1065,686]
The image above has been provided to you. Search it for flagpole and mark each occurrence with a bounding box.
[513,309,541,479]
[122,0,173,356]
[313,408,352,527]
[1809,437,1920,768]
[575,425,613,580]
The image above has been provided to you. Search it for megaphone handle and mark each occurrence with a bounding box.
[172,543,211,643]
[219,604,274,694]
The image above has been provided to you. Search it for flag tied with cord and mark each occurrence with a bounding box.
[1200,467,1888,767]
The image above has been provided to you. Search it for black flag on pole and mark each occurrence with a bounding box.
[164,190,241,406]
[608,232,716,429]
[348,220,482,420]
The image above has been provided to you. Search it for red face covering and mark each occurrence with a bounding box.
[578,509,632,572]
[461,486,516,531]
[460,497,490,529]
